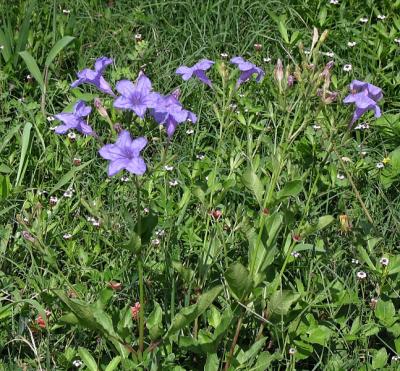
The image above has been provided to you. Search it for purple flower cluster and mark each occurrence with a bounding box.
[343,80,383,126]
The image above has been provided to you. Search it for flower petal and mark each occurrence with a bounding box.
[116,130,133,149]
[116,80,135,96]
[114,96,133,110]
[136,72,152,94]
[94,57,113,73]
[54,124,72,134]
[176,66,193,80]
[98,76,114,95]
[108,159,130,176]
[193,70,212,86]
[193,59,214,70]
[99,143,125,161]
[74,101,92,117]
[125,157,147,175]
[130,137,147,156]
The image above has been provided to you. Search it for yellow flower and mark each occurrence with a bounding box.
[383,157,390,165]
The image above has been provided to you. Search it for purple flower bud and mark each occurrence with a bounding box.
[22,230,35,243]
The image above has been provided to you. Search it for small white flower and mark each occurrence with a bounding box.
[143,207,149,214]
[92,220,100,227]
[329,0,339,4]
[304,49,311,55]
[325,51,335,58]
[121,176,130,182]
[343,64,352,72]
[49,196,58,206]
[72,360,82,368]
[357,271,367,279]
[62,9,71,14]
[151,238,160,246]
[359,17,368,23]
[164,165,174,171]
[263,57,271,63]
[49,126,57,131]
[392,355,399,362]
[229,103,237,109]
[341,156,352,163]
[63,189,73,198]
[312,124,321,130]
[63,233,72,240]
[370,297,378,305]
[376,162,384,169]
[347,41,357,47]
[337,173,345,180]
[47,116,55,122]
[67,132,76,140]
[289,347,297,355]
[169,179,179,187]
[186,128,194,134]
[87,216,95,223]
[26,74,32,80]
[395,39,400,45]
[220,52,228,59]
[156,229,165,237]
[238,94,245,98]
[135,33,142,41]
[291,251,301,258]
[351,258,359,264]
[380,257,389,266]
[361,151,367,156]
[196,154,205,160]
[377,15,386,20]
[0,45,4,50]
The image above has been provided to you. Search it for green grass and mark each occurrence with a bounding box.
[1,0,400,369]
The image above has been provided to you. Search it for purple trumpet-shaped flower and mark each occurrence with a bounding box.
[230,56,265,87]
[54,101,94,135]
[71,57,114,95]
[176,59,215,87]
[99,130,147,176]
[343,80,383,126]
[113,72,156,118]
[150,93,197,138]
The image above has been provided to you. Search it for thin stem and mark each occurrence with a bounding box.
[224,313,244,371]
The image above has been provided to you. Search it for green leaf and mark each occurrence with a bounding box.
[166,285,222,338]
[242,168,264,205]
[104,356,122,371]
[78,347,98,371]
[146,302,163,341]
[276,180,302,200]
[204,353,219,371]
[19,51,44,91]
[375,299,396,327]
[305,325,332,346]
[278,20,290,43]
[372,348,388,369]
[15,122,33,187]
[45,36,75,67]
[267,290,300,316]
[356,244,376,271]
[225,262,253,301]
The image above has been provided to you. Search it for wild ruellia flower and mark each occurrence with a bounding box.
[54,101,94,135]
[99,130,147,176]
[176,59,215,87]
[343,80,383,126]
[230,56,265,87]
[71,57,114,95]
[150,93,197,138]
[113,72,156,118]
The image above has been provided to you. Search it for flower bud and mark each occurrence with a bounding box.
[274,59,284,83]
[254,43,262,51]
[94,98,109,118]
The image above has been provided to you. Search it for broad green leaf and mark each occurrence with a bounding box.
[166,285,222,338]
[225,262,253,301]
[146,302,163,341]
[242,168,264,205]
[19,51,44,91]
[267,290,300,316]
[104,356,122,371]
[375,299,396,327]
[239,337,267,364]
[45,36,75,67]
[204,353,219,371]
[356,244,376,271]
[276,180,302,200]
[78,347,98,371]
[372,348,388,369]
[278,21,290,43]
[305,325,332,346]
[316,215,334,230]
[15,122,32,187]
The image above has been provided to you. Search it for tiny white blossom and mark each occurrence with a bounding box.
[359,17,368,23]
[376,162,384,169]
[62,9,71,14]
[63,189,73,198]
[357,271,367,279]
[341,156,352,163]
[169,179,179,187]
[143,207,149,214]
[304,49,311,55]
[343,64,352,72]
[156,229,165,237]
[186,128,194,134]
[135,34,142,42]
[164,165,174,171]
[337,173,345,180]
[47,116,55,122]
[329,0,339,4]
[289,348,297,355]
[121,176,130,182]
[347,41,357,47]
[312,124,321,130]
[351,258,359,264]
[151,238,160,246]
[196,154,205,160]
[49,196,58,206]
[67,132,76,140]
[63,233,72,240]
[392,355,399,362]
[325,51,335,57]
[263,57,271,62]
[379,257,389,266]
[370,298,378,305]
[395,39,400,45]
[87,216,95,223]
[220,52,228,59]
[92,220,100,227]
[72,360,82,368]
[0,45,4,50]
[377,15,386,20]
[361,151,367,156]
[291,251,301,258]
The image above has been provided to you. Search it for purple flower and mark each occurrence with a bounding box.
[150,93,197,138]
[71,57,114,95]
[343,80,383,126]
[113,72,155,118]
[230,56,265,87]
[99,130,147,176]
[176,59,214,87]
[54,101,94,135]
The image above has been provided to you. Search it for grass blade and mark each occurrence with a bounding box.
[15,122,33,187]
[45,36,75,67]
[19,51,44,91]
